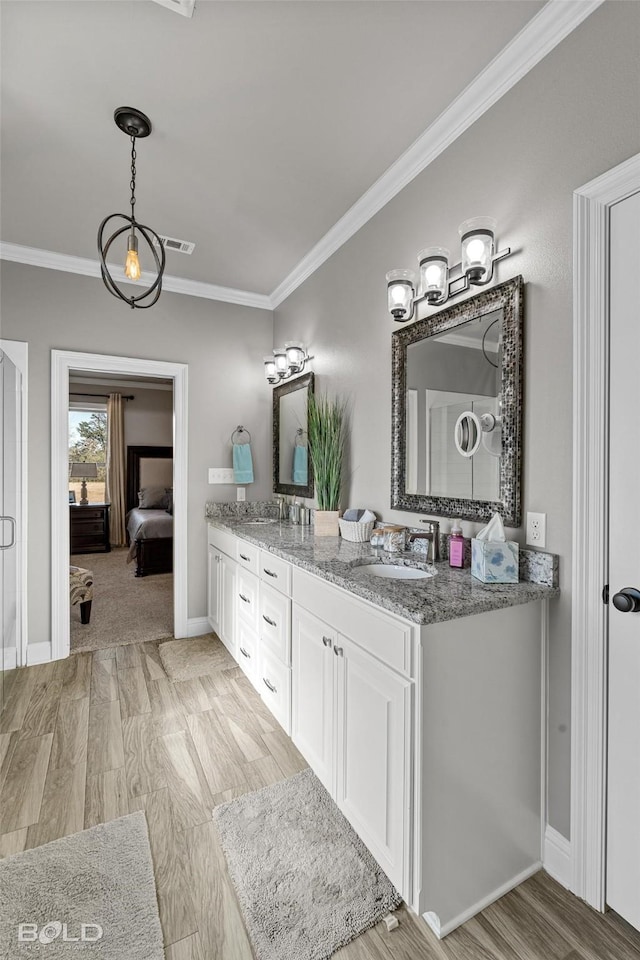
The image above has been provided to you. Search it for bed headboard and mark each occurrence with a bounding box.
[126,445,173,512]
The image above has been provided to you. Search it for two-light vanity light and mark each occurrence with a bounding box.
[264,343,312,384]
[386,217,513,322]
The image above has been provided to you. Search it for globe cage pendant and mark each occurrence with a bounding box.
[97,107,166,309]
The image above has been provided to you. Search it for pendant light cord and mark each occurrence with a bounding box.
[129,136,137,224]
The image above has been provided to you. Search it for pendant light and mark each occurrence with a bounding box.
[97,107,166,309]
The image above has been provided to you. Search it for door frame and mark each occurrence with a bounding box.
[51,350,188,660]
[0,339,28,668]
[571,152,640,909]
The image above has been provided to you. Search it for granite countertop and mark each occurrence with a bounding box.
[207,516,560,626]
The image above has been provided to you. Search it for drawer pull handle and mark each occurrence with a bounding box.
[322,636,332,648]
[262,615,277,627]
[263,568,278,578]
[239,646,251,659]
[240,553,251,561]
[239,593,250,604]
[333,646,344,657]
[263,677,277,694]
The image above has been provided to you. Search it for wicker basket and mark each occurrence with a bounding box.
[338,518,375,543]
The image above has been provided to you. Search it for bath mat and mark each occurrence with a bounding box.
[0,811,164,959]
[158,633,234,681]
[213,767,401,960]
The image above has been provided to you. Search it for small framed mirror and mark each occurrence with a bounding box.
[391,276,523,525]
[273,371,314,498]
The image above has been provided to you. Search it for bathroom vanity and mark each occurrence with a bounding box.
[206,513,558,939]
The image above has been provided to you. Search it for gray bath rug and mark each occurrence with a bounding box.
[0,811,164,959]
[158,632,234,681]
[213,767,401,960]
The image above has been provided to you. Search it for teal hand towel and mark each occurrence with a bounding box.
[233,443,254,483]
[292,444,308,485]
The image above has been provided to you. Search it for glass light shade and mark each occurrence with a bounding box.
[273,350,288,378]
[459,217,496,284]
[386,269,415,322]
[418,247,449,303]
[285,342,306,373]
[264,357,278,383]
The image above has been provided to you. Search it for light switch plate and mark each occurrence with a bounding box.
[526,511,546,548]
[208,467,235,484]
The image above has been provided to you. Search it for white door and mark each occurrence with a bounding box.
[606,190,640,931]
[291,607,335,793]
[0,346,23,710]
[335,635,411,892]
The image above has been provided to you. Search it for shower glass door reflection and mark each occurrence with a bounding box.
[0,349,21,714]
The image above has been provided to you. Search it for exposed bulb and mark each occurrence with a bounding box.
[125,235,141,281]
[466,238,486,263]
[389,283,408,307]
[424,264,442,287]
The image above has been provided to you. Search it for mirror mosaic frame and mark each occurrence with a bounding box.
[273,371,314,499]
[391,275,524,526]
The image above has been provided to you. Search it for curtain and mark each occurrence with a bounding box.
[106,393,127,546]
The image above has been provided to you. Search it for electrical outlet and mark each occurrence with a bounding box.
[236,487,246,501]
[526,511,546,548]
[208,467,235,484]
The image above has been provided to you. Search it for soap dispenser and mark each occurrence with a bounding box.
[449,519,465,568]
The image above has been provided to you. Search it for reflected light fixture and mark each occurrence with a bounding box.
[264,342,313,384]
[386,217,513,322]
[97,107,166,309]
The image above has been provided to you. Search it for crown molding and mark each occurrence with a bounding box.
[270,0,605,308]
[0,242,273,311]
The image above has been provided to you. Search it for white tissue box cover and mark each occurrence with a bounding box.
[471,538,519,583]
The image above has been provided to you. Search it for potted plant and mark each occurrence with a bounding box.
[307,392,346,537]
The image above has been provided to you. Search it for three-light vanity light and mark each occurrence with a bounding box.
[264,343,313,384]
[386,217,513,322]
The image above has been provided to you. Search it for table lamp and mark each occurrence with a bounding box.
[69,462,99,505]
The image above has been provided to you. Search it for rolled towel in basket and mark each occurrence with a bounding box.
[342,508,376,523]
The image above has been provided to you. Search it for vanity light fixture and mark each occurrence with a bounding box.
[97,107,166,309]
[386,217,513,322]
[264,342,313,384]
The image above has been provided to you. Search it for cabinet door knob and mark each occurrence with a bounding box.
[262,615,277,627]
[333,646,344,657]
[263,677,277,694]
[612,587,640,613]
[322,635,332,648]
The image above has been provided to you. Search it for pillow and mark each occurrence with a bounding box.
[138,486,169,509]
[165,487,173,513]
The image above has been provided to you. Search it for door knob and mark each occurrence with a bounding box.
[612,587,640,613]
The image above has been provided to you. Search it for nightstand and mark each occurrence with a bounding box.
[70,503,111,554]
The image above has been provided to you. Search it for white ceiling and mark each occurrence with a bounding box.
[1,1,591,303]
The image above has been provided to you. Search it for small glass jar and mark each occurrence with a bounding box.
[383,525,406,554]
[370,527,385,548]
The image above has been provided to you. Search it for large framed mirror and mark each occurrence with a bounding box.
[391,276,523,525]
[273,371,314,498]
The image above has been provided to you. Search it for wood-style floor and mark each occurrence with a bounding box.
[1,640,639,960]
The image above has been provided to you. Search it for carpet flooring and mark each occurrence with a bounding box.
[0,811,164,959]
[158,634,235,681]
[70,548,173,654]
[213,767,402,960]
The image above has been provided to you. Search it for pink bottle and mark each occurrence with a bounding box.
[449,519,465,568]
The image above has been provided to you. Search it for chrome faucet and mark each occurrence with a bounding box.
[408,520,441,563]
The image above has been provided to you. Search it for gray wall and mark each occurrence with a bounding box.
[273,2,640,838]
[0,262,274,639]
[69,380,174,449]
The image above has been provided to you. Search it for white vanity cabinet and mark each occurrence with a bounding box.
[207,528,237,657]
[291,607,336,794]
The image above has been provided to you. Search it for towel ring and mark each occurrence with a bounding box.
[231,425,252,445]
[294,428,307,447]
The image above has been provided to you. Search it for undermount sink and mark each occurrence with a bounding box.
[352,563,435,581]
[238,517,278,524]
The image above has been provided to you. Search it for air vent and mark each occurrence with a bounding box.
[156,235,196,256]
[151,0,195,19]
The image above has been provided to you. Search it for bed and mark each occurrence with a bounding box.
[126,445,173,577]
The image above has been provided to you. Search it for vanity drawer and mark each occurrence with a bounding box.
[259,551,292,596]
[236,567,259,631]
[236,620,258,685]
[259,646,291,735]
[259,582,291,665]
[293,568,413,677]
[236,540,260,575]
[208,524,237,559]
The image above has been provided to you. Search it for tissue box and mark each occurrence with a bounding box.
[471,538,519,583]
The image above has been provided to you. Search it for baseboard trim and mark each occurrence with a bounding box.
[4,646,17,670]
[423,861,542,939]
[26,642,53,666]
[186,617,211,638]
[544,826,571,889]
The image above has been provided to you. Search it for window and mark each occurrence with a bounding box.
[69,404,107,503]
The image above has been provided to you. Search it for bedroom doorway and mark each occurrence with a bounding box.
[67,372,175,655]
[51,351,188,661]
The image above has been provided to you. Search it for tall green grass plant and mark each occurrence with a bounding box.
[307,393,346,511]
